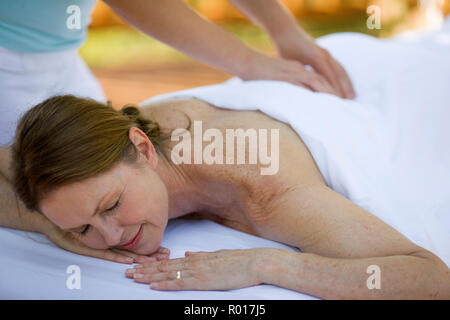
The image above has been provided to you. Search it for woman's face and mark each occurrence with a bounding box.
[40,159,169,256]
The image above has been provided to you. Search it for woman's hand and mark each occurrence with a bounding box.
[274,29,356,100]
[125,248,264,291]
[42,221,170,264]
[242,53,339,96]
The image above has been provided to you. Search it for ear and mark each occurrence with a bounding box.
[128,127,158,169]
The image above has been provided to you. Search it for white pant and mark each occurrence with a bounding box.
[0,46,106,146]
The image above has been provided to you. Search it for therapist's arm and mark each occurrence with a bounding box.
[228,0,355,99]
[102,0,338,95]
[102,0,261,77]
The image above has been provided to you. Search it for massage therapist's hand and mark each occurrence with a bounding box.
[274,28,356,99]
[125,248,265,291]
[243,53,339,97]
[41,220,170,265]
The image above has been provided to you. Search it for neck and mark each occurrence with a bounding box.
[154,152,215,220]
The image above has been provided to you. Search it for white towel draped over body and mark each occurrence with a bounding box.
[141,31,450,266]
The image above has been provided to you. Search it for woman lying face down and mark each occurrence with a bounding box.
[11,96,178,256]
[38,141,169,256]
[11,95,450,299]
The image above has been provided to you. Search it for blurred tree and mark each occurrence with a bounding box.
[304,0,341,13]
[90,0,449,28]
[368,0,409,25]
[342,0,370,10]
[280,0,305,15]
[90,0,125,27]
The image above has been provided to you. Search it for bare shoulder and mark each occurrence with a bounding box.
[139,97,224,126]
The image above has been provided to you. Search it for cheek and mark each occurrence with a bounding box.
[77,233,109,250]
[123,182,168,226]
[119,199,154,226]
[135,223,164,255]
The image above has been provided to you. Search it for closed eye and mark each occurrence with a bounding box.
[79,224,90,236]
[105,199,121,214]
[78,199,121,236]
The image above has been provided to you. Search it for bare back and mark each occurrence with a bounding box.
[139,98,326,235]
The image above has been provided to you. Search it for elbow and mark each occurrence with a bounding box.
[428,261,450,299]
[411,251,450,299]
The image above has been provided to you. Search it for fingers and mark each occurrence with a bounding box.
[284,60,339,96]
[294,70,338,96]
[114,246,171,264]
[308,73,338,96]
[132,271,197,291]
[132,257,187,273]
[142,246,171,262]
[50,228,171,265]
[332,59,356,99]
[185,250,207,257]
[324,58,355,99]
[91,248,135,264]
[312,50,356,99]
[125,250,212,279]
[311,55,344,98]
[132,270,188,283]
[125,259,202,291]
[50,232,136,264]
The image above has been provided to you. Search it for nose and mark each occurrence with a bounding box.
[94,221,124,247]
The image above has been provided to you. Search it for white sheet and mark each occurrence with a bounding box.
[1,21,449,299]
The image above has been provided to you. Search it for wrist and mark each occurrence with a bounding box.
[268,15,311,52]
[27,211,54,234]
[275,26,317,55]
[251,248,288,286]
[233,48,266,80]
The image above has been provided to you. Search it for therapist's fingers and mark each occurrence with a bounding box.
[294,69,338,96]
[329,55,356,99]
[243,54,340,97]
[310,49,356,99]
[282,59,338,96]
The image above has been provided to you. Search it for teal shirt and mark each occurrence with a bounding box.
[0,0,97,53]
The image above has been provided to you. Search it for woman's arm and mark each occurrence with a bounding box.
[250,185,450,299]
[0,147,47,232]
[0,171,50,233]
[128,184,449,298]
[258,247,449,299]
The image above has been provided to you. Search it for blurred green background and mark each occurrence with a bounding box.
[82,0,449,107]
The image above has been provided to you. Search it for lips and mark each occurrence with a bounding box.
[118,225,143,250]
